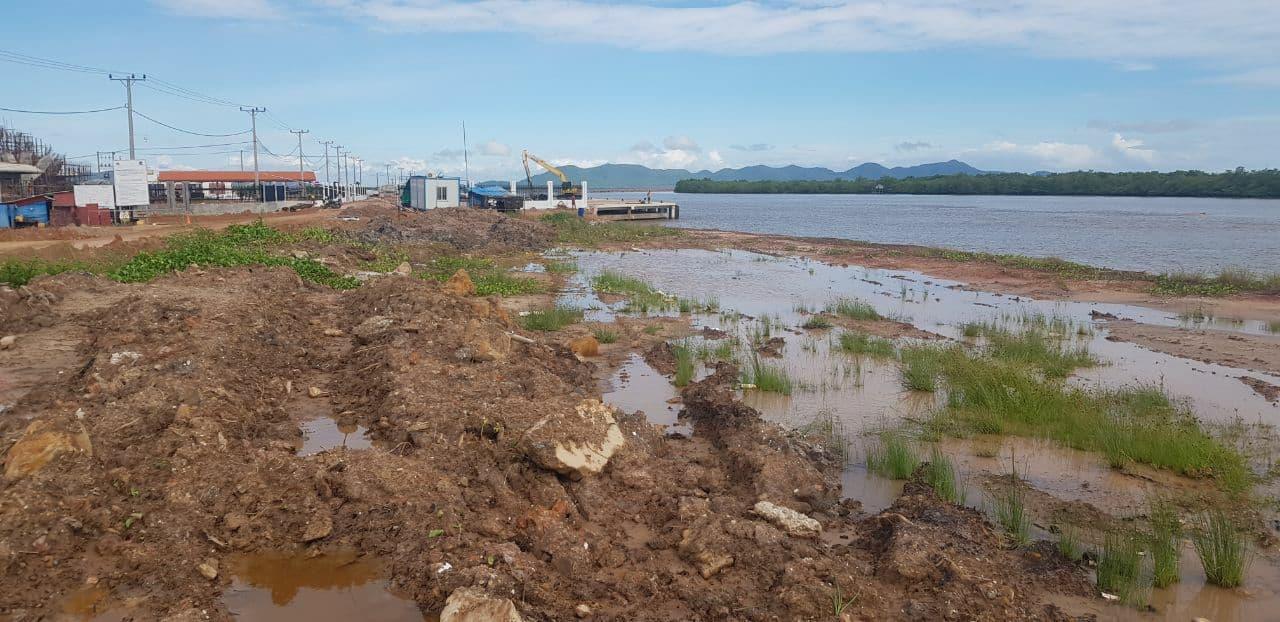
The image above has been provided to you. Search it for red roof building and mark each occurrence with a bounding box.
[156,171,316,183]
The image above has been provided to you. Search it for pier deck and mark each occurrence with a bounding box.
[591,201,679,220]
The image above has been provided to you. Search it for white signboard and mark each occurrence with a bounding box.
[73,185,116,210]
[112,159,150,207]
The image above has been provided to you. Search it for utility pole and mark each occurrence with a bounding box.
[109,74,147,159]
[240,106,266,202]
[334,146,345,200]
[290,129,309,197]
[320,141,333,199]
[239,150,245,172]
[385,163,392,190]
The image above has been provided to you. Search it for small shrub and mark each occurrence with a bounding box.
[741,356,793,394]
[991,480,1030,546]
[838,331,896,358]
[802,315,833,329]
[826,297,881,321]
[673,342,696,387]
[1149,498,1182,588]
[1056,525,1082,561]
[592,328,619,344]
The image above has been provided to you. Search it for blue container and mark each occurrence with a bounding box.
[11,202,49,225]
[0,204,13,229]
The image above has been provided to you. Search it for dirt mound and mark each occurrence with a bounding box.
[353,208,554,252]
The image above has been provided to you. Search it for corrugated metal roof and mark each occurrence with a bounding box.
[469,185,511,197]
[156,171,317,183]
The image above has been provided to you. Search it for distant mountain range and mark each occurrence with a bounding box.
[480,159,987,189]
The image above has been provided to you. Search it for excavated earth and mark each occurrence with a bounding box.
[0,207,1097,621]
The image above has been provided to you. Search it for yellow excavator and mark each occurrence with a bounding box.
[522,150,581,199]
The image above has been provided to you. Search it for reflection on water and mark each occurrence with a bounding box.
[602,353,683,431]
[298,417,372,456]
[224,552,424,621]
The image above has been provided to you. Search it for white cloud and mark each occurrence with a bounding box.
[152,0,280,19]
[324,0,1280,83]
[663,135,701,152]
[479,140,511,157]
[974,140,1101,170]
[1111,133,1156,164]
[390,156,428,174]
[707,150,724,167]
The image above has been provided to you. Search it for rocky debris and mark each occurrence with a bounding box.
[443,268,477,296]
[3,420,92,480]
[677,516,736,579]
[322,328,345,337]
[393,261,413,276]
[756,336,786,358]
[1089,310,1119,320]
[353,207,554,252]
[301,512,333,542]
[0,335,14,349]
[351,315,395,344]
[307,387,329,398]
[574,603,592,618]
[520,399,624,478]
[752,501,821,538]
[642,340,678,375]
[440,587,523,622]
[568,335,599,358]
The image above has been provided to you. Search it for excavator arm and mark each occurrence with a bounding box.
[522,150,569,183]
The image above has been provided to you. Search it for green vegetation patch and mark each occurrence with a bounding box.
[865,430,919,479]
[741,355,793,394]
[1154,267,1280,297]
[520,306,583,332]
[416,255,543,296]
[826,297,881,321]
[837,331,896,359]
[540,212,683,246]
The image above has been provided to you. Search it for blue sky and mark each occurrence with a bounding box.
[4,0,1279,183]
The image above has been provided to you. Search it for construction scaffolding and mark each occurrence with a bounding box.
[0,126,92,200]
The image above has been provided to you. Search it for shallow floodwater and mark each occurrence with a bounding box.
[596,191,1280,274]
[577,247,1280,622]
[223,552,425,621]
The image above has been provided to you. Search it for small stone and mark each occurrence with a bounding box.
[0,335,15,349]
[575,604,592,618]
[291,250,309,259]
[393,261,412,275]
[323,328,345,337]
[440,587,522,622]
[568,336,599,358]
[308,386,329,398]
[197,558,219,580]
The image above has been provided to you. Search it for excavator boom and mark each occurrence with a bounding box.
[521,150,569,183]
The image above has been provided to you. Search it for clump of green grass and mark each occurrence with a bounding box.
[899,345,953,392]
[1056,525,1082,561]
[923,448,965,504]
[991,469,1030,545]
[1097,530,1149,606]
[801,315,832,329]
[838,331,896,358]
[360,246,410,273]
[520,306,583,331]
[741,355,793,394]
[1149,498,1182,588]
[591,270,674,312]
[865,430,919,479]
[543,260,577,274]
[592,327,619,344]
[1192,510,1250,588]
[0,258,101,287]
[418,255,494,280]
[826,297,881,321]
[541,212,683,246]
[963,322,1096,378]
[673,342,697,387]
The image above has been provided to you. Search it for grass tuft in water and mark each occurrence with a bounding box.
[741,355,793,394]
[899,345,953,392]
[991,468,1030,546]
[1097,529,1150,606]
[1148,498,1182,588]
[865,430,919,480]
[802,315,833,329]
[520,306,583,331]
[1056,525,1083,561]
[673,342,697,387]
[826,297,881,321]
[799,410,851,464]
[838,331,896,358]
[923,448,965,505]
[1191,510,1250,588]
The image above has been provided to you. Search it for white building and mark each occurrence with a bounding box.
[406,176,460,210]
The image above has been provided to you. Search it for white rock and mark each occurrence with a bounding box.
[0,335,15,349]
[520,400,624,478]
[752,501,821,538]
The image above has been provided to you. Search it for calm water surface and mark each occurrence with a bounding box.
[596,192,1280,274]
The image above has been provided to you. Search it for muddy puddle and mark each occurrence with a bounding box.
[222,551,427,621]
[567,247,1280,621]
[297,417,372,456]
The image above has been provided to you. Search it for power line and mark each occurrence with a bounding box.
[133,109,251,137]
[0,104,124,115]
[0,49,123,74]
[133,141,252,151]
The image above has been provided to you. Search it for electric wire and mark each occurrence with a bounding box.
[133,109,251,137]
[0,104,125,115]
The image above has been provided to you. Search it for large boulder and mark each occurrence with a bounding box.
[440,587,523,622]
[520,400,624,478]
